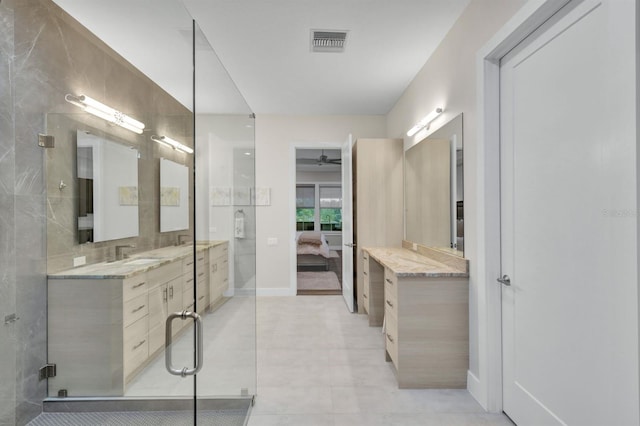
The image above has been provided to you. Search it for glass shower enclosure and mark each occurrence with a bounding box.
[1,0,255,424]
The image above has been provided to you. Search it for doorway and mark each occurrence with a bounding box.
[294,148,344,295]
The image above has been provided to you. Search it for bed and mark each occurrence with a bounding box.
[296,232,332,271]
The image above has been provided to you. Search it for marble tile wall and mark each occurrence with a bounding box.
[1,0,194,424]
[0,1,18,425]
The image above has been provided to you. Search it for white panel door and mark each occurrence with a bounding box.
[500,1,638,425]
[341,134,355,312]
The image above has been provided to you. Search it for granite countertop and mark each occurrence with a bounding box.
[363,247,468,278]
[49,240,227,280]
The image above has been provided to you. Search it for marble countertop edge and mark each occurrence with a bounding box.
[49,240,228,280]
[363,247,469,278]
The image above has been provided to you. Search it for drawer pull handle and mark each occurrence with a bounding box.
[132,282,145,289]
[386,300,393,308]
[363,293,368,299]
[385,278,393,285]
[198,296,205,301]
[186,278,194,284]
[163,288,168,302]
[223,260,228,264]
[169,286,174,298]
[132,305,145,313]
[363,271,368,276]
[386,333,394,343]
[198,273,205,277]
[133,339,146,350]
[186,262,194,267]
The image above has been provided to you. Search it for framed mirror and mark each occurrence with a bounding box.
[77,130,139,243]
[160,158,189,232]
[404,113,463,255]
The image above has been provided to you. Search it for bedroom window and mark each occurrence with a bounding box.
[296,184,342,232]
[320,185,342,231]
[296,185,315,231]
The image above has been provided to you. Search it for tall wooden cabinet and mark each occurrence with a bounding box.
[353,138,404,313]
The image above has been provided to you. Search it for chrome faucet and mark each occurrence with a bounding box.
[115,244,136,260]
[177,234,191,246]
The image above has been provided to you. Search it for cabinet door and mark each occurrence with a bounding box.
[148,284,168,355]
[167,276,183,335]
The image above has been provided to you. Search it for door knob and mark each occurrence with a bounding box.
[497,275,511,286]
[344,242,356,248]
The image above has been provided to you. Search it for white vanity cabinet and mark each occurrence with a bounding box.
[209,242,229,306]
[147,260,183,356]
[195,250,210,313]
[363,246,469,389]
[48,273,150,396]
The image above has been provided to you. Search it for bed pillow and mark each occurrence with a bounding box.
[298,232,323,246]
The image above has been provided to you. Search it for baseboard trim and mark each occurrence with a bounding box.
[467,370,486,410]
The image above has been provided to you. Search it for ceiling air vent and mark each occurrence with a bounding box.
[311,30,348,53]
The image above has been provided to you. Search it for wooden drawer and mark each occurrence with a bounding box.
[384,293,397,320]
[183,288,195,312]
[183,255,195,272]
[123,293,148,327]
[196,267,208,284]
[148,261,182,287]
[123,274,147,302]
[183,272,195,293]
[123,315,148,378]
[384,268,397,299]
[385,313,398,368]
[196,279,208,312]
[196,251,208,268]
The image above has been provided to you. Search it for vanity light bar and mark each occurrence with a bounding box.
[65,94,145,134]
[406,107,443,137]
[150,135,194,154]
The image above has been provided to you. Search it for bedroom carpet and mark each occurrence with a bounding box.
[297,271,341,292]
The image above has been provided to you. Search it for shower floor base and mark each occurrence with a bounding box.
[27,408,249,425]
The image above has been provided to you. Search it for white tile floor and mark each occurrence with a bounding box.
[249,296,514,426]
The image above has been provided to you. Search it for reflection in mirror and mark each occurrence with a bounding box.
[77,130,139,243]
[160,158,189,232]
[404,113,463,255]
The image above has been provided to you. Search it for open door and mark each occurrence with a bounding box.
[341,134,355,312]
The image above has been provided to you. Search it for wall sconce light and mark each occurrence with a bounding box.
[65,94,145,134]
[406,107,444,137]
[151,135,194,154]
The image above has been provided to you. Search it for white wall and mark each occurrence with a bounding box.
[385,0,526,394]
[255,115,386,294]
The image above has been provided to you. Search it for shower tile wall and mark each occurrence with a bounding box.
[1,0,194,424]
[0,1,17,425]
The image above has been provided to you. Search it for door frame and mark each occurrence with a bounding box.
[474,0,575,412]
[289,141,343,295]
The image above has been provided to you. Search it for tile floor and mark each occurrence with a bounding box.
[249,295,514,426]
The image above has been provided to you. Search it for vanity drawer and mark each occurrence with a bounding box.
[384,293,397,320]
[123,293,148,327]
[183,255,195,272]
[196,251,208,268]
[183,272,195,293]
[123,275,147,302]
[196,279,209,312]
[385,313,398,367]
[384,268,398,299]
[123,315,148,378]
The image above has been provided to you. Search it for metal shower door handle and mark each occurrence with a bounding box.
[165,310,203,377]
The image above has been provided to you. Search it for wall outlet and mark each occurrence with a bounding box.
[412,243,418,251]
[73,256,86,267]
[267,237,278,246]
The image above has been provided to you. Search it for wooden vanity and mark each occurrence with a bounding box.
[46,241,228,397]
[362,243,469,389]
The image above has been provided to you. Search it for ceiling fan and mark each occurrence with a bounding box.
[297,150,341,166]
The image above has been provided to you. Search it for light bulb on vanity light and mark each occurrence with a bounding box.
[406,107,444,137]
[150,135,194,154]
[64,94,145,134]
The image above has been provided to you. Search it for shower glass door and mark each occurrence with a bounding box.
[39,1,255,424]
[192,20,257,417]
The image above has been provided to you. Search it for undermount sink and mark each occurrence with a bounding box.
[124,258,161,266]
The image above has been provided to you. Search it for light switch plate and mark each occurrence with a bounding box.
[73,256,86,267]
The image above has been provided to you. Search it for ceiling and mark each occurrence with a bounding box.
[52,0,469,115]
